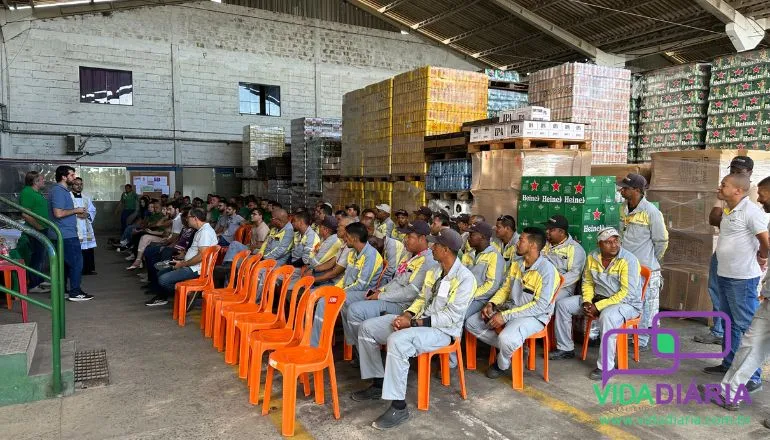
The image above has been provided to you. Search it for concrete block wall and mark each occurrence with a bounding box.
[0,2,478,168]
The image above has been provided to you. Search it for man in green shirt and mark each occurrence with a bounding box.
[117,184,138,232]
[18,171,51,292]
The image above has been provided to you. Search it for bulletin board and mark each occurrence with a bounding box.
[129,171,171,196]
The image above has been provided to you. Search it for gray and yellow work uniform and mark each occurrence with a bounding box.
[311,242,383,347]
[375,217,395,239]
[344,249,437,345]
[382,236,409,285]
[255,222,294,301]
[357,257,476,401]
[620,197,668,347]
[465,256,559,370]
[391,226,408,243]
[492,233,520,269]
[286,227,322,289]
[465,245,505,318]
[310,234,343,269]
[554,247,643,370]
[543,235,587,302]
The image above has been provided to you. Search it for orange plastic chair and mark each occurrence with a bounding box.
[1,262,28,322]
[416,338,467,411]
[261,286,346,437]
[247,276,315,404]
[200,250,251,335]
[205,254,263,340]
[581,265,651,369]
[234,270,310,378]
[233,225,249,244]
[213,259,276,351]
[343,260,388,361]
[223,264,295,365]
[173,245,221,326]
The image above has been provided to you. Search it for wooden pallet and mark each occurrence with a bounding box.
[426,191,472,201]
[467,137,591,153]
[390,175,425,182]
[488,80,528,93]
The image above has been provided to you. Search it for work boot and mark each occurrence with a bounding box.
[703,365,729,375]
[549,349,575,360]
[588,368,603,381]
[372,406,410,430]
[350,385,382,402]
[697,384,741,411]
[694,333,723,345]
[746,381,763,394]
[486,363,510,379]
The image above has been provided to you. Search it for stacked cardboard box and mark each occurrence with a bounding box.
[392,66,487,175]
[528,63,630,164]
[628,74,642,163]
[706,48,770,150]
[646,149,770,311]
[391,180,426,214]
[339,181,364,209]
[323,181,341,210]
[341,89,365,176]
[242,126,285,166]
[470,149,592,221]
[637,63,711,162]
[290,117,342,185]
[362,79,393,176]
[241,180,267,198]
[307,139,342,193]
[267,179,292,210]
[363,181,392,210]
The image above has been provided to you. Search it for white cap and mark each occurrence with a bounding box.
[597,227,620,242]
[375,204,391,214]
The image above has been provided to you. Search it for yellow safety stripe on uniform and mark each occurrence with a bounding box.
[621,210,650,227]
[391,230,407,243]
[343,248,383,290]
[474,250,501,298]
[406,255,427,284]
[303,231,320,260]
[317,238,342,266]
[492,239,516,261]
[545,240,576,272]
[407,267,462,318]
[582,253,634,311]
[260,227,287,254]
[502,263,556,316]
[489,260,522,305]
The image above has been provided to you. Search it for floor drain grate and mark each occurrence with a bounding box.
[74,349,110,389]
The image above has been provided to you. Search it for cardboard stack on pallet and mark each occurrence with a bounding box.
[706,48,770,150]
[290,117,342,184]
[637,63,711,162]
[341,89,365,176]
[363,181,392,210]
[647,150,770,311]
[392,66,487,175]
[528,63,630,164]
[391,180,426,214]
[242,126,285,167]
[362,79,393,176]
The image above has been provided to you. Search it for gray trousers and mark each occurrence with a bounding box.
[358,314,451,401]
[311,289,368,347]
[465,298,488,319]
[465,313,543,370]
[722,299,770,394]
[339,290,370,345]
[637,271,662,347]
[346,299,406,346]
[554,295,638,370]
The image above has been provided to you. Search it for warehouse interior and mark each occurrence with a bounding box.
[1,0,770,438]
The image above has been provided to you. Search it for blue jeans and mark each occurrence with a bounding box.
[717,275,761,383]
[58,237,83,294]
[145,245,175,289]
[157,267,196,300]
[218,236,230,247]
[121,209,134,232]
[707,254,724,337]
[121,224,138,243]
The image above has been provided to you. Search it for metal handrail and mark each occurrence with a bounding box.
[0,196,65,395]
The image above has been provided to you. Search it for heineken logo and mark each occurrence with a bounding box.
[754,66,762,74]
[715,101,723,108]
[584,225,607,233]
[731,99,740,107]
[742,82,750,91]
[551,181,561,192]
[747,127,757,135]
[750,97,759,105]
[530,180,539,191]
[522,195,539,202]
[716,72,725,79]
[592,209,602,221]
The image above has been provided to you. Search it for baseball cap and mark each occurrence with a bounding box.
[321,216,338,231]
[542,215,569,231]
[427,228,464,252]
[597,227,621,242]
[467,221,494,240]
[618,173,647,190]
[376,204,391,214]
[453,214,471,224]
[395,209,409,217]
[729,155,754,171]
[398,220,430,236]
[414,206,433,217]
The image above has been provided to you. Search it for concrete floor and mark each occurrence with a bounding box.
[1,243,770,439]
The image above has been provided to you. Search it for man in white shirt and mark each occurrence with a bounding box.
[147,208,218,307]
[701,173,769,394]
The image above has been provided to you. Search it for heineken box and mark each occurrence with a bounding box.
[520,175,617,204]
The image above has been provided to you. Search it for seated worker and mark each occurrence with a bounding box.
[463,222,505,318]
[458,214,484,264]
[390,209,410,242]
[414,206,432,223]
[312,202,333,235]
[145,208,217,307]
[344,220,437,350]
[351,228,476,429]
[215,202,244,246]
[259,208,294,266]
[550,227,643,380]
[286,209,320,285]
[362,217,407,285]
[541,215,586,303]
[309,216,343,271]
[492,215,519,268]
[465,227,559,378]
[212,208,270,287]
[311,217,353,287]
[311,222,383,347]
[374,204,395,239]
[346,203,361,222]
[124,201,170,260]
[126,202,181,270]
[143,208,195,294]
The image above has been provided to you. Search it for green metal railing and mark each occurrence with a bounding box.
[0,195,65,395]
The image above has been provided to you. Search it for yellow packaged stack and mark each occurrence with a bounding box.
[339,181,364,208]
[363,181,393,209]
[362,79,393,177]
[341,89,365,177]
[391,180,426,214]
[392,66,488,176]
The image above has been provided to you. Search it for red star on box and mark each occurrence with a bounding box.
[551,181,561,192]
[728,128,738,137]
[715,101,723,108]
[671,108,679,114]
[672,80,680,87]
[592,209,602,221]
[754,66,761,74]
[687,105,693,113]
[530,180,539,191]
[712,130,721,138]
[574,183,584,194]
[737,142,746,149]
[685,133,693,140]
[670,134,677,141]
[688,78,695,85]
[740,113,749,121]
[731,99,740,106]
[663,121,671,128]
[750,97,759,105]
[735,68,744,76]
[748,127,757,135]
[717,72,726,79]
[742,82,751,90]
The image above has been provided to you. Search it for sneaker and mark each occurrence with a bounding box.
[703,365,730,375]
[549,349,575,360]
[28,286,51,294]
[67,293,94,302]
[39,281,51,288]
[125,254,136,261]
[372,406,410,430]
[486,363,510,379]
[145,296,168,307]
[126,264,141,271]
[694,333,723,345]
[747,381,763,394]
[350,385,382,402]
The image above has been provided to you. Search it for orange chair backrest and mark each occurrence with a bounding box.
[247,259,277,303]
[550,274,565,305]
[374,260,388,289]
[233,254,262,297]
[199,245,222,280]
[226,250,251,289]
[242,226,253,246]
[233,225,249,244]
[284,276,315,333]
[640,265,651,302]
[299,286,346,349]
[258,265,295,315]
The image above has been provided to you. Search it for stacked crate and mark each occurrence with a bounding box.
[706,48,770,150]
[426,159,472,192]
[628,74,642,163]
[362,79,393,176]
[391,180,426,214]
[341,89,365,176]
[529,63,630,164]
[637,63,711,162]
[242,126,285,166]
[339,181,364,209]
[290,117,342,185]
[392,66,488,175]
[363,181,392,210]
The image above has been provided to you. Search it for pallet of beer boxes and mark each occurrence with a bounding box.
[468,105,586,144]
[646,150,770,311]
